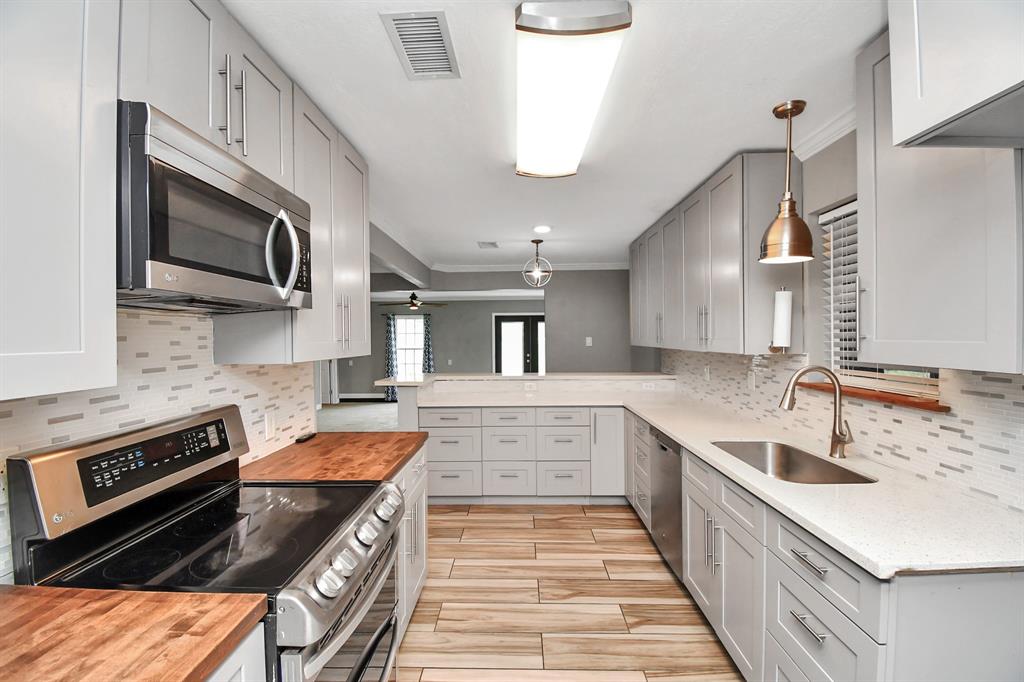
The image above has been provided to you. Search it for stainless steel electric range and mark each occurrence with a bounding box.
[8,405,403,682]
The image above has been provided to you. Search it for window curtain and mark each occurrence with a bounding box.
[422,314,436,375]
[384,313,397,402]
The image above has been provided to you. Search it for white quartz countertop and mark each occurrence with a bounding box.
[418,389,1024,579]
[376,372,675,388]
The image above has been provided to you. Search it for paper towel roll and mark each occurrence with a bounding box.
[772,289,793,348]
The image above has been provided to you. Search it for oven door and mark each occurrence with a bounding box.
[280,552,399,682]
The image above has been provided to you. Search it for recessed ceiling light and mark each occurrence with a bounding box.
[533,225,552,234]
[515,1,632,178]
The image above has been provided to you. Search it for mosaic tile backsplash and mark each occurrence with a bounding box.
[661,350,1024,512]
[0,311,315,583]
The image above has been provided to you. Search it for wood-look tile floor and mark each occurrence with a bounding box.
[397,504,741,682]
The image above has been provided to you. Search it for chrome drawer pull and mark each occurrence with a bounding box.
[553,415,573,420]
[499,474,519,479]
[791,549,830,578]
[439,440,460,445]
[790,610,829,644]
[499,416,517,420]
[439,416,459,421]
[498,439,519,444]
[554,473,574,479]
[440,474,460,479]
[704,510,713,566]
[553,438,574,444]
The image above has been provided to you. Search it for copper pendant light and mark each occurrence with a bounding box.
[759,100,814,264]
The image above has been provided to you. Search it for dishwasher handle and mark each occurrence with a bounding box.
[650,428,681,456]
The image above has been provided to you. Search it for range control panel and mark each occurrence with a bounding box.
[76,419,230,507]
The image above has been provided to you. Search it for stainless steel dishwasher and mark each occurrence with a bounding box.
[650,428,683,580]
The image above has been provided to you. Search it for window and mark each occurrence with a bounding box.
[395,315,424,382]
[820,202,939,397]
[493,314,545,375]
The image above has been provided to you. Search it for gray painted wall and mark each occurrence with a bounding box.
[338,299,545,396]
[546,270,659,373]
[370,223,431,287]
[800,131,857,367]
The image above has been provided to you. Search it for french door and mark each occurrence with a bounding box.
[494,315,545,374]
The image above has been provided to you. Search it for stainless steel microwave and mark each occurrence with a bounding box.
[116,101,312,313]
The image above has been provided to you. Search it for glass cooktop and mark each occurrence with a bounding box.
[52,483,376,593]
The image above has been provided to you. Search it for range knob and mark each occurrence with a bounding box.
[314,568,345,599]
[374,500,397,522]
[356,521,379,547]
[384,491,402,508]
[331,548,359,577]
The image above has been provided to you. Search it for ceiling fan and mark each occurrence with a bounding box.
[379,292,447,311]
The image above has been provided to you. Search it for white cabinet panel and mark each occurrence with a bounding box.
[482,461,537,496]
[482,427,536,461]
[119,0,232,148]
[536,461,590,496]
[228,26,293,189]
[715,511,765,682]
[423,429,481,463]
[590,407,625,496]
[629,243,642,345]
[645,221,666,346]
[856,34,1023,373]
[207,623,266,682]
[429,461,482,496]
[681,191,709,352]
[706,157,744,355]
[335,135,371,358]
[661,209,686,349]
[1,0,119,399]
[888,0,1024,147]
[536,427,591,461]
[682,480,717,617]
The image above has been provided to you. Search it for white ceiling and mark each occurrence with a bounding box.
[224,0,886,270]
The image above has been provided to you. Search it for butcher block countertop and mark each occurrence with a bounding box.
[241,431,427,482]
[0,585,266,682]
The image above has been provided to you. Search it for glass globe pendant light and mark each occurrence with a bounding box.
[522,239,553,287]
[759,100,814,264]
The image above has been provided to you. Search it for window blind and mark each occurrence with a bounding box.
[819,201,939,397]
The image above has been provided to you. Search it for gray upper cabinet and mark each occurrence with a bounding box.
[227,24,294,189]
[888,0,1024,147]
[1,0,120,400]
[630,152,804,355]
[629,242,642,345]
[119,0,233,148]
[121,0,293,189]
[857,33,1023,373]
[335,136,372,358]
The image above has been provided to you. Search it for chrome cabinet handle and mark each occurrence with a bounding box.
[234,68,248,155]
[440,474,459,479]
[498,416,517,421]
[791,549,830,578]
[553,438,574,444]
[439,440,459,445]
[499,473,519,479]
[554,473,574,479]
[498,439,519,444]
[712,522,721,574]
[790,610,829,644]
[592,412,597,443]
[553,415,573,420]
[265,209,300,300]
[705,305,713,343]
[439,416,459,421]
[704,510,713,566]
[217,54,232,145]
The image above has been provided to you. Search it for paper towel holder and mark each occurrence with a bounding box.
[768,286,792,354]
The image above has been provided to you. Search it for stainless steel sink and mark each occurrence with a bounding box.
[712,441,877,484]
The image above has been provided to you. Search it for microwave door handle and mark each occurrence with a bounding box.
[265,209,301,300]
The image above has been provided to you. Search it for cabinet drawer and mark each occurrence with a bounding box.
[634,440,651,478]
[768,509,887,642]
[536,461,591,496]
[482,461,537,496]
[764,631,810,682]
[766,552,884,682]
[537,427,591,461]
[482,407,536,426]
[429,462,482,496]
[423,429,481,462]
[633,416,650,439]
[634,471,651,528]
[537,407,590,426]
[393,448,427,492]
[715,475,766,544]
[419,408,481,427]
[683,450,716,496]
[482,427,536,461]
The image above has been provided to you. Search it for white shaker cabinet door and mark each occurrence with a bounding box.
[590,407,625,496]
[682,481,718,622]
[227,25,294,190]
[335,134,371,358]
[680,191,709,352]
[0,0,119,400]
[714,511,766,682]
[645,219,666,347]
[119,0,233,149]
[290,87,345,362]
[661,207,686,349]
[857,34,1023,373]
[705,157,744,355]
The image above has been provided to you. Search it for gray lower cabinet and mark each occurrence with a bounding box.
[763,631,809,682]
[393,449,428,641]
[1,0,119,400]
[428,461,481,496]
[681,481,717,615]
[536,460,590,496]
[483,461,536,496]
[207,623,266,682]
[856,33,1023,373]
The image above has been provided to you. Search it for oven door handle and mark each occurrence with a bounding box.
[265,208,300,300]
[344,610,397,682]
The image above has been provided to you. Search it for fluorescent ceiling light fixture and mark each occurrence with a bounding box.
[515,1,631,178]
[532,224,552,234]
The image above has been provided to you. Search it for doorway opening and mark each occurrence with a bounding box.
[493,314,545,375]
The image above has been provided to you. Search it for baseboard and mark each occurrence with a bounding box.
[428,495,627,505]
[331,394,387,403]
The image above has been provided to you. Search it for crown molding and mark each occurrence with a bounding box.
[431,261,628,273]
[793,104,856,161]
[372,289,544,302]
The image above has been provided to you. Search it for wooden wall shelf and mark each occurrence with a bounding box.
[796,382,951,413]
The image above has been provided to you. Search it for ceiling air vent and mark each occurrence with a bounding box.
[381,11,461,80]
[477,241,500,249]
